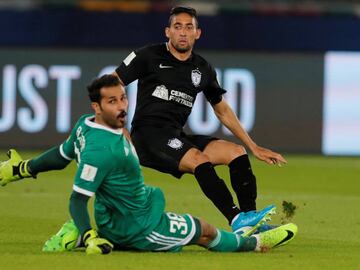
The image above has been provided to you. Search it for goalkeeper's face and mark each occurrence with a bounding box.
[92,85,128,129]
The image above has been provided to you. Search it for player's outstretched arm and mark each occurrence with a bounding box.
[0,147,72,187]
[212,99,287,166]
[0,149,33,186]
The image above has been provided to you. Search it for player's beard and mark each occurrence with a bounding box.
[115,111,127,128]
[171,40,192,53]
[100,110,127,129]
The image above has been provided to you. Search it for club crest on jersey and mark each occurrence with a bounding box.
[167,138,183,150]
[191,69,201,87]
[152,85,169,100]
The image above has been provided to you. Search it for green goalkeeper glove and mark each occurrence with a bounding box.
[0,149,33,187]
[83,229,113,255]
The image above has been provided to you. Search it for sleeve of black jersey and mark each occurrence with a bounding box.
[115,46,148,86]
[203,64,227,105]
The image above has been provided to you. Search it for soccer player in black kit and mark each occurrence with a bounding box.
[114,6,287,233]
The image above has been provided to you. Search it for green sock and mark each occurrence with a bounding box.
[207,229,257,252]
[238,235,257,251]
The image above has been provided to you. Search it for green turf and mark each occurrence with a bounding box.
[0,153,359,270]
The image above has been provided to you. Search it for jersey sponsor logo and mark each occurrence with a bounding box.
[169,90,193,107]
[152,85,194,108]
[80,164,98,182]
[167,138,183,150]
[191,69,201,87]
[123,51,136,66]
[152,85,169,100]
[159,63,173,69]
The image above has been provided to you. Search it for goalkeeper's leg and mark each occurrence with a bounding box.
[43,220,81,252]
[198,219,298,252]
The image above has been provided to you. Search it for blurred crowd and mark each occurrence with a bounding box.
[1,0,360,16]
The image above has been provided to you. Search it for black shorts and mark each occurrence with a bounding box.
[131,126,218,178]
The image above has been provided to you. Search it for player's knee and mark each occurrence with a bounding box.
[193,150,210,165]
[179,148,210,172]
[229,145,247,162]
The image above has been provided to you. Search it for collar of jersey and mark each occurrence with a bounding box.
[85,116,123,135]
[164,42,194,62]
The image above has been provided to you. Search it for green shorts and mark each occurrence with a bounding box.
[127,212,201,252]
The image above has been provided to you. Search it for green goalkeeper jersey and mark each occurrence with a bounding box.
[60,114,164,243]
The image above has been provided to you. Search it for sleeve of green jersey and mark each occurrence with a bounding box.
[59,119,79,161]
[72,148,113,197]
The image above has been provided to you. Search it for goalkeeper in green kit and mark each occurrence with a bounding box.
[0,74,297,254]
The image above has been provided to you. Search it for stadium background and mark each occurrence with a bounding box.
[1,0,360,156]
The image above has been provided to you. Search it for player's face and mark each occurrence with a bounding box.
[166,13,201,53]
[92,84,128,129]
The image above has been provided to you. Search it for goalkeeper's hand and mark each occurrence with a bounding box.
[0,149,33,187]
[83,229,113,255]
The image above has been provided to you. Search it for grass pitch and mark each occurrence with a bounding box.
[0,153,359,270]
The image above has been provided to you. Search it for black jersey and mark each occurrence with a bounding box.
[116,43,226,129]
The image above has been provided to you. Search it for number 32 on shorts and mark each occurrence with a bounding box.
[167,213,188,235]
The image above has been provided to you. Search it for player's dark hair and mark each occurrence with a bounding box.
[87,74,121,103]
[169,6,199,28]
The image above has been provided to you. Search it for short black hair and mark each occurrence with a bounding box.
[168,6,199,28]
[87,74,121,103]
